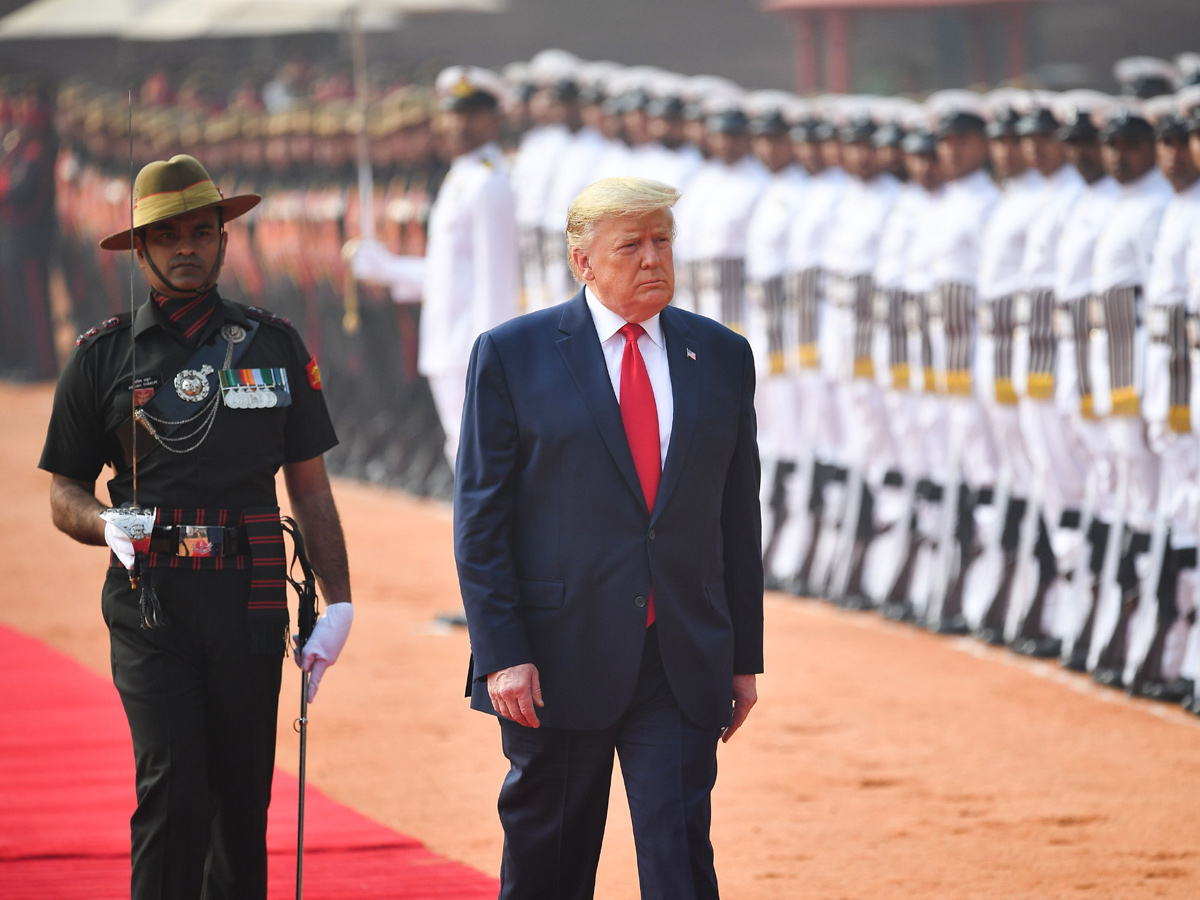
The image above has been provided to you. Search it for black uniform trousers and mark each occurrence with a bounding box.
[102,565,283,900]
[496,626,723,900]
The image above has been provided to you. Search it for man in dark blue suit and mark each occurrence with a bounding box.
[455,177,764,900]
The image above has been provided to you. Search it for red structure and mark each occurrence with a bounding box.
[763,0,1041,94]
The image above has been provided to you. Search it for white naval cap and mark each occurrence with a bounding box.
[1177,53,1200,87]
[1113,56,1179,98]
[1178,84,1200,117]
[435,65,507,111]
[528,48,582,86]
[683,74,743,108]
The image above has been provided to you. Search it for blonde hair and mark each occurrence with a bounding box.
[565,177,682,280]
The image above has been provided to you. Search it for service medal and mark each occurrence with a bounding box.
[174,364,214,402]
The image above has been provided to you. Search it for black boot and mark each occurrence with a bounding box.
[1092,529,1152,689]
[1064,518,1110,672]
[976,495,1026,645]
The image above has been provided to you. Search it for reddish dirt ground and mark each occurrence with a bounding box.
[4,381,1200,899]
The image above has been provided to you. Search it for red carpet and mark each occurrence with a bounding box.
[0,625,499,899]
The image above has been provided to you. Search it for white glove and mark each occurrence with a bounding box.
[294,602,354,703]
[104,521,137,569]
[349,238,392,283]
[349,238,425,301]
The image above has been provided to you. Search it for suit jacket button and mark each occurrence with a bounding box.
[634,595,646,608]
[648,529,656,541]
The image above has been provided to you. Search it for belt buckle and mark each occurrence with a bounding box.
[177,525,224,558]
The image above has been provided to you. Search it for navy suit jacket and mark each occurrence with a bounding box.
[454,290,764,731]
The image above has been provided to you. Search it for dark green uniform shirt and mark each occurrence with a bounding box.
[39,290,338,511]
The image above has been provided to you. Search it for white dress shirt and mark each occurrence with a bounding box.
[419,141,519,378]
[1020,163,1085,292]
[745,164,808,282]
[785,167,849,272]
[586,286,674,468]
[823,172,902,278]
[1054,176,1119,302]
[977,168,1044,301]
[1092,168,1173,294]
[926,168,1000,287]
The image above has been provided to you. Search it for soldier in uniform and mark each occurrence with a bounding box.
[770,107,848,594]
[0,77,59,382]
[1010,96,1089,659]
[1120,99,1200,701]
[1084,104,1172,687]
[1051,92,1124,671]
[866,119,943,612]
[818,108,902,607]
[967,92,1046,644]
[352,66,519,470]
[909,92,999,631]
[38,154,353,899]
[742,94,808,581]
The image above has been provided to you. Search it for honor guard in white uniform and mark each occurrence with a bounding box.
[1179,93,1200,714]
[511,49,581,312]
[771,109,850,594]
[743,94,810,581]
[968,92,1047,645]
[638,82,705,193]
[818,108,903,607]
[351,66,519,468]
[864,118,942,612]
[1121,101,1200,701]
[1009,96,1090,659]
[671,77,744,314]
[679,101,768,333]
[1083,103,1173,687]
[908,92,999,631]
[878,125,948,618]
[1048,93,1125,670]
[538,63,620,307]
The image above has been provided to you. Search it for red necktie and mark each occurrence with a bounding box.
[619,322,660,626]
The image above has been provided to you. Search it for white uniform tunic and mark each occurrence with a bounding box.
[639,143,705,194]
[785,167,849,273]
[420,141,519,463]
[539,127,611,304]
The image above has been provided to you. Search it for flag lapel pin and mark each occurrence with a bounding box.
[686,348,696,361]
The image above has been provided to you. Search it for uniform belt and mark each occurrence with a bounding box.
[148,524,248,557]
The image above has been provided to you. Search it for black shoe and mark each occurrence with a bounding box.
[974,626,1006,646]
[932,615,970,636]
[1062,646,1089,672]
[435,610,469,627]
[835,592,876,612]
[879,599,915,623]
[1134,677,1193,703]
[1012,636,1062,659]
[1092,666,1124,689]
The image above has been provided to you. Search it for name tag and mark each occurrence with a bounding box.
[220,368,292,409]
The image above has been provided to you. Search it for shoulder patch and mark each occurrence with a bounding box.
[246,306,295,330]
[306,356,322,390]
[76,313,130,347]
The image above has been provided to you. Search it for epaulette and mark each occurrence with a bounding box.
[75,313,129,347]
[245,305,295,330]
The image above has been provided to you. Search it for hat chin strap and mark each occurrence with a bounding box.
[140,231,227,298]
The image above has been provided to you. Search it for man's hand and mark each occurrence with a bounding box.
[487,663,543,728]
[722,674,757,743]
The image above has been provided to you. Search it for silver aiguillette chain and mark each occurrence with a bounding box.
[134,338,235,454]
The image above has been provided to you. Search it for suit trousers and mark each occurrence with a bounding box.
[496,626,723,900]
[102,566,284,900]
